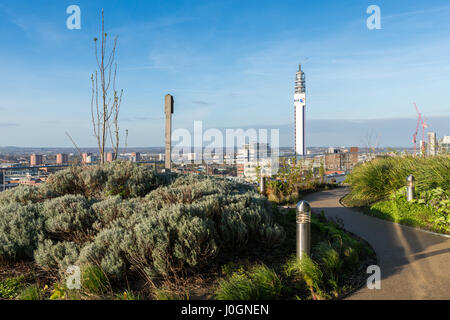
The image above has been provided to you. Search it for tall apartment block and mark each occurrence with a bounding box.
[427,132,437,156]
[30,154,43,166]
[56,153,68,165]
[82,153,93,164]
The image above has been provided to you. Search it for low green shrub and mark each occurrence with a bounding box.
[369,187,449,233]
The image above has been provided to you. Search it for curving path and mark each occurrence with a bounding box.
[302,187,450,300]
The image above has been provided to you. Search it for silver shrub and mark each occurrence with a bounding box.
[0,162,285,281]
[34,239,81,273]
[0,185,55,206]
[41,194,94,239]
[0,203,43,260]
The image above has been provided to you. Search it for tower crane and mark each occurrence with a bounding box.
[413,103,428,156]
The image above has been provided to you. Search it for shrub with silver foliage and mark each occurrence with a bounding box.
[0,203,43,260]
[0,162,285,281]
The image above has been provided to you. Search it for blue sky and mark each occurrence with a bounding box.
[0,0,449,147]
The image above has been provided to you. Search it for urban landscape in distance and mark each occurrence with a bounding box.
[0,0,449,308]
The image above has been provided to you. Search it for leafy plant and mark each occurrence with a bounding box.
[49,283,67,300]
[0,276,25,299]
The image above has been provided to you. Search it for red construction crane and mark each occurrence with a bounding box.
[413,103,428,156]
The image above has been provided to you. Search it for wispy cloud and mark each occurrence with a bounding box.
[0,123,19,127]
[121,116,164,122]
[192,100,209,105]
[111,15,193,34]
[3,8,64,44]
[383,5,450,21]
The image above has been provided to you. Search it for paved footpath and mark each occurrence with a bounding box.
[302,187,450,300]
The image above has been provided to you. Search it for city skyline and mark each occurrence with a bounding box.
[1,0,450,147]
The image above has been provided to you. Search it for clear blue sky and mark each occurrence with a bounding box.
[0,0,449,147]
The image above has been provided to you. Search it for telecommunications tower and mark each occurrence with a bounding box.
[294,64,306,155]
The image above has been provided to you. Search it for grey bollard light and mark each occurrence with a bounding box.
[296,200,311,260]
[260,176,266,194]
[406,175,415,201]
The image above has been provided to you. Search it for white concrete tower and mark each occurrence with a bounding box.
[294,64,306,155]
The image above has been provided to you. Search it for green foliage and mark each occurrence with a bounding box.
[346,156,450,206]
[18,284,41,300]
[283,257,325,299]
[314,242,342,274]
[81,265,109,295]
[265,157,336,205]
[0,276,25,299]
[153,288,189,300]
[275,209,369,299]
[115,290,143,300]
[370,187,449,233]
[216,264,282,300]
[49,283,67,300]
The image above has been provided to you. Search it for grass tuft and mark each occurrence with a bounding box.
[216,264,282,300]
[81,265,109,295]
[18,284,41,300]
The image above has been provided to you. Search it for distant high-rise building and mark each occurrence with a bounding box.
[237,143,271,164]
[294,64,306,156]
[56,153,68,165]
[131,152,141,162]
[325,147,359,171]
[419,140,426,156]
[427,132,437,156]
[82,153,93,164]
[440,136,450,154]
[106,152,116,163]
[30,154,43,166]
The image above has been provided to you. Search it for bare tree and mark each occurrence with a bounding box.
[361,130,380,158]
[91,9,123,164]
